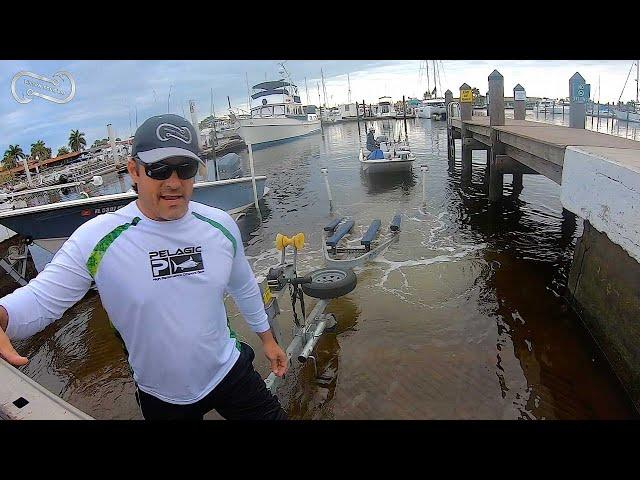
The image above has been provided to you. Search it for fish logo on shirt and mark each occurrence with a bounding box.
[149,247,204,279]
[171,256,200,271]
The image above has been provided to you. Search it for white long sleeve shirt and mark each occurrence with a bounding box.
[0,200,269,404]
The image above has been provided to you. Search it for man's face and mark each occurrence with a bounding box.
[127,157,196,221]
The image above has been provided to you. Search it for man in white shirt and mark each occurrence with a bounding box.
[0,114,288,420]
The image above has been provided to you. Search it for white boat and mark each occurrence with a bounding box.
[338,103,359,120]
[359,135,416,173]
[611,60,640,123]
[536,99,568,114]
[0,175,269,260]
[234,74,321,148]
[612,108,640,123]
[416,98,446,119]
[374,96,396,118]
[587,104,614,118]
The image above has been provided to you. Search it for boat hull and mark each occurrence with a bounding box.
[359,148,415,173]
[416,105,446,118]
[237,117,321,147]
[0,176,268,254]
[612,109,640,123]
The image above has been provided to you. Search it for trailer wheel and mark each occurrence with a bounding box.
[301,267,357,299]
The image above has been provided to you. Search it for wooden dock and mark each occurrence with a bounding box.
[446,72,640,201]
[449,116,640,186]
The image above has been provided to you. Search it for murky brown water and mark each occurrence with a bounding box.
[9,114,639,419]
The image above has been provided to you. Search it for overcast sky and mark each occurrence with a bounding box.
[1,60,636,154]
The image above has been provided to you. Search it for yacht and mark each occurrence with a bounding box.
[536,99,568,114]
[416,98,447,119]
[374,96,396,118]
[233,73,320,148]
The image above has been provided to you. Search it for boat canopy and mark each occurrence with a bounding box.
[252,80,294,91]
[251,88,289,99]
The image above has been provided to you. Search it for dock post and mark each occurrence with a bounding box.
[512,84,526,194]
[403,95,407,137]
[488,70,505,203]
[321,167,333,212]
[356,101,361,136]
[626,111,630,137]
[421,164,428,209]
[445,89,454,163]
[513,84,525,121]
[460,83,473,184]
[569,72,587,129]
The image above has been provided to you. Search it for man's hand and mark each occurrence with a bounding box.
[257,329,288,377]
[0,307,28,366]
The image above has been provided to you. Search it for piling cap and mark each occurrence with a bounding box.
[445,89,452,95]
[570,72,585,82]
[513,84,525,92]
[460,83,471,90]
[488,70,503,79]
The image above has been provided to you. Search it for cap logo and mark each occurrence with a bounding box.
[156,123,192,144]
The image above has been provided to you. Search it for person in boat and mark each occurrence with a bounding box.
[366,127,379,152]
[366,128,385,160]
[0,114,288,420]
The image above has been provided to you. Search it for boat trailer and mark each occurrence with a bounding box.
[259,232,357,394]
[322,214,401,269]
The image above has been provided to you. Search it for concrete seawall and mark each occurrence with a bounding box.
[562,146,640,410]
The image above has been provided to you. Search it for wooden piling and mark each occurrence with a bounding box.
[513,84,525,121]
[488,71,505,126]
[460,83,473,181]
[445,89,454,162]
[403,95,407,136]
[569,72,587,129]
[488,70,505,202]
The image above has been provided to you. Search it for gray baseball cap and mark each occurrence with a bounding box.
[131,114,207,177]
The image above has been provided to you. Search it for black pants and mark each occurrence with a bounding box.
[135,342,287,420]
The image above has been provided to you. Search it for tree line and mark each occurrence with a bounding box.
[2,130,121,171]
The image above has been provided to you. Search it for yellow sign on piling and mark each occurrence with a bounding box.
[460,89,473,103]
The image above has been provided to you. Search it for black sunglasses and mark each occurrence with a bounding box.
[136,158,199,180]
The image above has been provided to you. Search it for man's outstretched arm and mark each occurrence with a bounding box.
[0,236,93,365]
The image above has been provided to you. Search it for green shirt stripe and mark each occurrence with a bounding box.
[86,217,140,278]
[191,212,237,257]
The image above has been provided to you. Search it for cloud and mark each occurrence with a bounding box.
[1,59,634,152]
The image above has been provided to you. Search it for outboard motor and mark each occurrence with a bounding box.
[216,152,243,180]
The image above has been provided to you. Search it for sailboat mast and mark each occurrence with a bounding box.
[426,61,430,97]
[321,68,328,108]
[305,77,309,105]
[347,73,352,104]
[245,73,250,113]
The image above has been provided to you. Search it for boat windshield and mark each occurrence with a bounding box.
[250,104,306,117]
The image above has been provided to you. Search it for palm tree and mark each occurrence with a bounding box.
[30,140,51,161]
[68,130,86,152]
[57,146,70,156]
[3,144,25,170]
